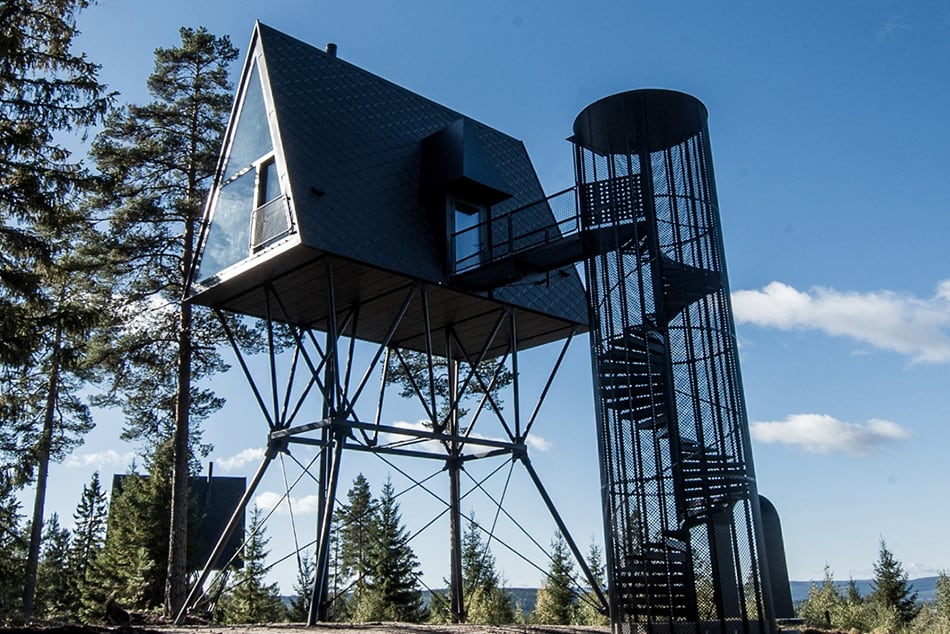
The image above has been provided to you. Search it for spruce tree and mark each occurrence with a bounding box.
[69,471,108,612]
[81,453,171,617]
[459,517,514,624]
[799,564,842,628]
[532,532,577,625]
[869,539,920,626]
[339,474,377,614]
[1,0,112,616]
[576,541,609,626]
[0,489,27,618]
[287,552,315,622]
[218,506,286,624]
[355,479,426,623]
[89,26,252,616]
[836,576,871,632]
[34,513,73,619]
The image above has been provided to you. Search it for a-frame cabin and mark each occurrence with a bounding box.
[187,22,589,357]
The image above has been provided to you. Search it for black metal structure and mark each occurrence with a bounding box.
[759,496,794,620]
[176,22,606,627]
[573,90,774,632]
[111,474,246,571]
[176,22,782,634]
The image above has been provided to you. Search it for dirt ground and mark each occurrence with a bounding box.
[0,623,611,634]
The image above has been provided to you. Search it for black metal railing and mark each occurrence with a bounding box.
[451,186,580,273]
[451,174,644,275]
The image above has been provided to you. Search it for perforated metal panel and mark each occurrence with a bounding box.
[574,90,774,633]
[250,195,293,251]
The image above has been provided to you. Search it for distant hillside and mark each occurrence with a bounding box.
[445,578,942,611]
[297,580,939,616]
[423,588,538,614]
[790,577,939,604]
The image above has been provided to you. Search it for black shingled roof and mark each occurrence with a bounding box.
[189,23,589,357]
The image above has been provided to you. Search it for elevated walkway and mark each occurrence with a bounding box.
[450,177,646,290]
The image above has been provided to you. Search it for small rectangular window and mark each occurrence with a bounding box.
[258,158,281,205]
[453,201,485,271]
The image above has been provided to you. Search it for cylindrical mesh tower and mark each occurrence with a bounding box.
[573,90,774,633]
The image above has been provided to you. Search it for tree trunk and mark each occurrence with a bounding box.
[22,323,63,617]
[165,217,194,616]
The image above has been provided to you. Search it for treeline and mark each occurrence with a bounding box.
[221,474,609,626]
[0,2,608,626]
[1,0,262,621]
[0,467,608,626]
[797,540,950,633]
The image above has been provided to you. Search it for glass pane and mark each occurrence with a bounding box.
[454,204,482,270]
[197,170,256,280]
[261,159,281,203]
[224,63,272,180]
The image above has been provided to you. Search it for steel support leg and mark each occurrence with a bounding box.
[446,350,465,623]
[308,428,346,624]
[519,453,610,613]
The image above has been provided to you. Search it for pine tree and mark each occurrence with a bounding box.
[218,506,286,624]
[870,538,920,626]
[18,245,107,617]
[89,26,254,616]
[0,0,110,366]
[532,532,577,625]
[1,0,112,616]
[326,514,347,621]
[385,350,511,425]
[34,513,74,619]
[354,479,426,623]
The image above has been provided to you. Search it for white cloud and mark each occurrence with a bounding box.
[877,15,910,41]
[732,280,950,363]
[65,449,136,469]
[216,447,265,472]
[254,490,320,515]
[751,413,910,454]
[526,434,553,452]
[254,491,283,513]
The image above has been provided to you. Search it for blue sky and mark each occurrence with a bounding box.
[25,0,950,593]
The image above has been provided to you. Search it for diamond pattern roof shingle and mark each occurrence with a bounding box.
[256,23,588,326]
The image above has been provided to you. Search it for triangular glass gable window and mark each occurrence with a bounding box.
[197,62,291,282]
[223,63,271,180]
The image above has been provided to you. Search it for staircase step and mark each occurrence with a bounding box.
[601,391,658,409]
[657,254,722,323]
[613,540,696,619]
[598,371,663,389]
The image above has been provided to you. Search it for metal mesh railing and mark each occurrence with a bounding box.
[250,195,293,252]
